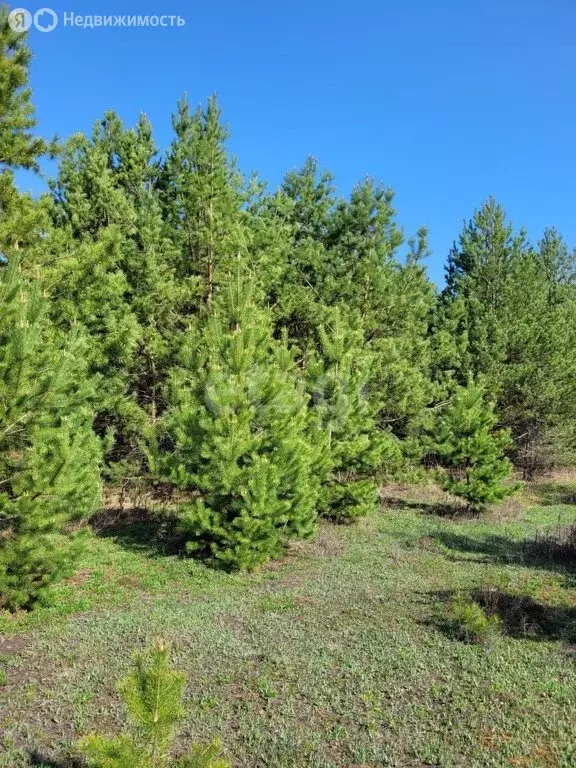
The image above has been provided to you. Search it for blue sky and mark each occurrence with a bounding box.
[19,0,576,284]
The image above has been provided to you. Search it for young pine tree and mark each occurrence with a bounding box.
[433,385,517,514]
[0,4,55,256]
[79,640,230,768]
[159,96,245,310]
[435,200,576,478]
[307,310,401,521]
[437,198,528,389]
[47,112,187,479]
[271,166,435,462]
[153,269,320,569]
[0,260,101,610]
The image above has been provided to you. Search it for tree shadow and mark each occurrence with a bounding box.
[28,751,84,767]
[89,507,232,571]
[532,481,576,506]
[381,496,470,519]
[426,588,576,643]
[91,507,186,558]
[474,588,576,640]
[434,525,576,581]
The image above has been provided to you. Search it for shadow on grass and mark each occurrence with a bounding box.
[427,588,576,643]
[475,588,576,640]
[90,507,186,557]
[28,751,83,767]
[89,507,231,571]
[532,481,576,507]
[381,496,469,518]
[434,525,576,579]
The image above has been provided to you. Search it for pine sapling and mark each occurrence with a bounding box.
[78,640,230,768]
[434,385,518,514]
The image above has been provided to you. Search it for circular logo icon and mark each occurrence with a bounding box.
[8,7,32,31]
[34,7,58,32]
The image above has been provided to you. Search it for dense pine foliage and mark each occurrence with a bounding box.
[1,7,575,603]
[0,9,101,609]
[432,385,518,513]
[152,272,321,568]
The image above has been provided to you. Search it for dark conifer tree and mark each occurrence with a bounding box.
[159,96,245,310]
[435,199,576,476]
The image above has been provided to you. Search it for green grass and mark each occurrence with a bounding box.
[1,487,576,767]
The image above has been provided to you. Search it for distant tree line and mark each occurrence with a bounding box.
[1,7,575,606]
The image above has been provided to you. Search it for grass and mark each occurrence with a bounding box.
[1,479,576,767]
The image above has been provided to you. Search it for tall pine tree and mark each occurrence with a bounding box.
[46,112,185,479]
[0,8,101,609]
[270,165,436,467]
[159,96,246,310]
[435,199,576,476]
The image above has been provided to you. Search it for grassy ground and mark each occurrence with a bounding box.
[1,478,576,767]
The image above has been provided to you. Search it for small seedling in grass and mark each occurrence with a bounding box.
[257,672,278,701]
[197,694,220,713]
[2,733,14,749]
[0,667,6,686]
[78,639,230,767]
[440,594,501,644]
[361,689,384,736]
[258,596,296,613]
[560,743,576,768]
[23,682,37,702]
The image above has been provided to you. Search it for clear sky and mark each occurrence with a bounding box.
[19,0,576,284]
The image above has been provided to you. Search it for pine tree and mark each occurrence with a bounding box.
[261,157,336,345]
[368,227,436,455]
[43,227,145,468]
[0,260,101,609]
[0,10,101,609]
[271,167,436,464]
[0,5,54,171]
[435,200,576,477]
[539,227,576,303]
[79,640,230,768]
[153,268,320,569]
[439,197,528,388]
[50,111,157,239]
[159,96,245,310]
[433,385,517,513]
[47,112,185,478]
[502,236,576,476]
[307,310,401,521]
[281,156,335,244]
[0,5,55,255]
